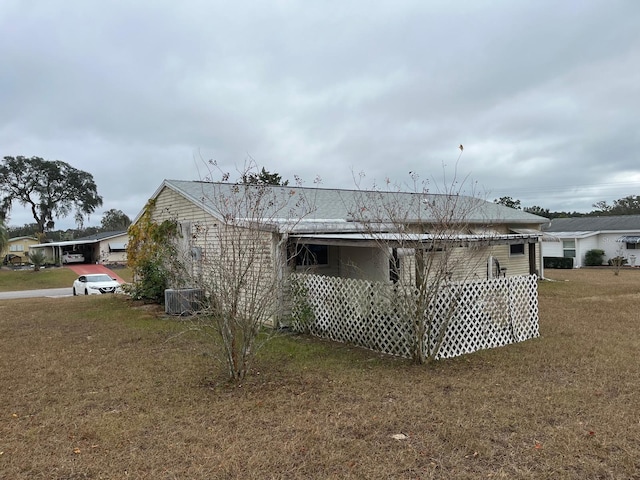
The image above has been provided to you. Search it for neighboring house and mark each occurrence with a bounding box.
[1,236,39,265]
[30,231,129,266]
[135,179,548,285]
[541,215,640,268]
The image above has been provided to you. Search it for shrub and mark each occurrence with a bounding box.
[27,250,46,271]
[126,257,168,303]
[585,249,605,266]
[608,256,628,267]
[543,256,574,269]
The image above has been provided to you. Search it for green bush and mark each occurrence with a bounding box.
[543,256,574,269]
[585,249,605,266]
[126,258,168,303]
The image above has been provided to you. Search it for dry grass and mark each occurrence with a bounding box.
[1,269,640,479]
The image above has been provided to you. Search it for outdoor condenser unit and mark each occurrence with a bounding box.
[164,288,205,315]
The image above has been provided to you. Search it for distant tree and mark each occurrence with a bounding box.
[592,200,610,214]
[593,195,640,215]
[0,220,7,255]
[494,196,521,210]
[524,205,551,218]
[0,156,103,233]
[241,167,289,186]
[7,223,39,238]
[101,209,131,231]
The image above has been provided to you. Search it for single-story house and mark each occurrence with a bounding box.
[1,236,39,265]
[136,179,548,285]
[135,180,547,359]
[30,230,129,266]
[541,215,640,268]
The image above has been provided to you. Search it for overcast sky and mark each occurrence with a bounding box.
[1,0,639,229]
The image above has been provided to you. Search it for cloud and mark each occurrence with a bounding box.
[1,0,639,228]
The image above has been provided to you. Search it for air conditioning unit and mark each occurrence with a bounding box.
[165,288,205,315]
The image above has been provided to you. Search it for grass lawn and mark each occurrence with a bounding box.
[1,269,639,479]
[0,267,133,291]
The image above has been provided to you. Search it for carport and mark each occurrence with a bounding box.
[30,239,98,264]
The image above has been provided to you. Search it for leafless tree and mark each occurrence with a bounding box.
[347,153,495,363]
[179,160,316,381]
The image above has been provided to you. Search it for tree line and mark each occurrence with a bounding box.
[494,195,640,219]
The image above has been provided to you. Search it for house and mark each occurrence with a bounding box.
[136,179,548,285]
[30,231,129,266]
[541,215,640,268]
[135,180,548,359]
[1,236,39,265]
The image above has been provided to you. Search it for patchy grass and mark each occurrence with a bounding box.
[1,270,640,478]
[108,267,133,284]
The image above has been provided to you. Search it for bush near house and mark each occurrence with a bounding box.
[584,249,605,266]
[543,256,574,269]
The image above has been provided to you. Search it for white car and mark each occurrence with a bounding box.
[73,274,122,295]
[62,252,85,264]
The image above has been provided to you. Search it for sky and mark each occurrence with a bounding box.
[1,0,639,230]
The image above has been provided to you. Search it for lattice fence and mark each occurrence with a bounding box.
[289,273,539,360]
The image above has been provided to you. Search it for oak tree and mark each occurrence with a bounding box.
[101,208,132,231]
[0,156,103,233]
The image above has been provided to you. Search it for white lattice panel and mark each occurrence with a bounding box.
[290,273,539,361]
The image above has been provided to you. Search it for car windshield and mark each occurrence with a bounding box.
[86,275,114,282]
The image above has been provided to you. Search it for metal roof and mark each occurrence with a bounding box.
[543,215,640,232]
[30,231,128,249]
[145,180,547,233]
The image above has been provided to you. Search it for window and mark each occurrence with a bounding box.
[108,242,127,252]
[295,244,328,266]
[510,244,525,256]
[562,240,576,258]
[626,242,638,250]
[9,245,24,252]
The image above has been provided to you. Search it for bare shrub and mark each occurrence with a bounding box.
[347,154,496,363]
[183,161,316,381]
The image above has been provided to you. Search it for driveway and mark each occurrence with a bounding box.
[65,264,127,283]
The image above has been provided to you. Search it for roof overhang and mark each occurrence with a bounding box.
[31,239,99,248]
[541,231,600,241]
[510,227,558,242]
[291,232,540,249]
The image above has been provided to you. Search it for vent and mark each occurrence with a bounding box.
[164,288,205,316]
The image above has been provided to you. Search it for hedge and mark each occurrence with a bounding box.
[543,256,574,269]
